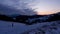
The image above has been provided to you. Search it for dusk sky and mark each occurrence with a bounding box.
[0,0,60,15]
[28,0,60,15]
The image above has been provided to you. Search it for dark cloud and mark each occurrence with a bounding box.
[0,0,37,15]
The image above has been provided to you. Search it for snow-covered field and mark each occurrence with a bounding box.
[0,20,60,34]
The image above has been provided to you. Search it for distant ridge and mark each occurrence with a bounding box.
[0,12,60,25]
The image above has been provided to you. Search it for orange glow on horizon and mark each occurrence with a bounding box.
[36,11,59,15]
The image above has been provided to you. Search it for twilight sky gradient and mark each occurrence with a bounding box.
[0,0,60,15]
[29,0,60,15]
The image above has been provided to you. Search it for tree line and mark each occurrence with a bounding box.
[0,12,60,25]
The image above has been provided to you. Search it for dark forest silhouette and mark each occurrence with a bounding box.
[0,12,60,25]
[47,12,60,21]
[0,14,14,21]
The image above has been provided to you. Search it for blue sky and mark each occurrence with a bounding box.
[0,0,60,15]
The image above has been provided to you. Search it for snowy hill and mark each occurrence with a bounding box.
[0,20,60,34]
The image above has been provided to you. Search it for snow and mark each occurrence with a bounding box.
[0,20,60,34]
[0,20,29,34]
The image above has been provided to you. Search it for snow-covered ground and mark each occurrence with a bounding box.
[0,20,60,34]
